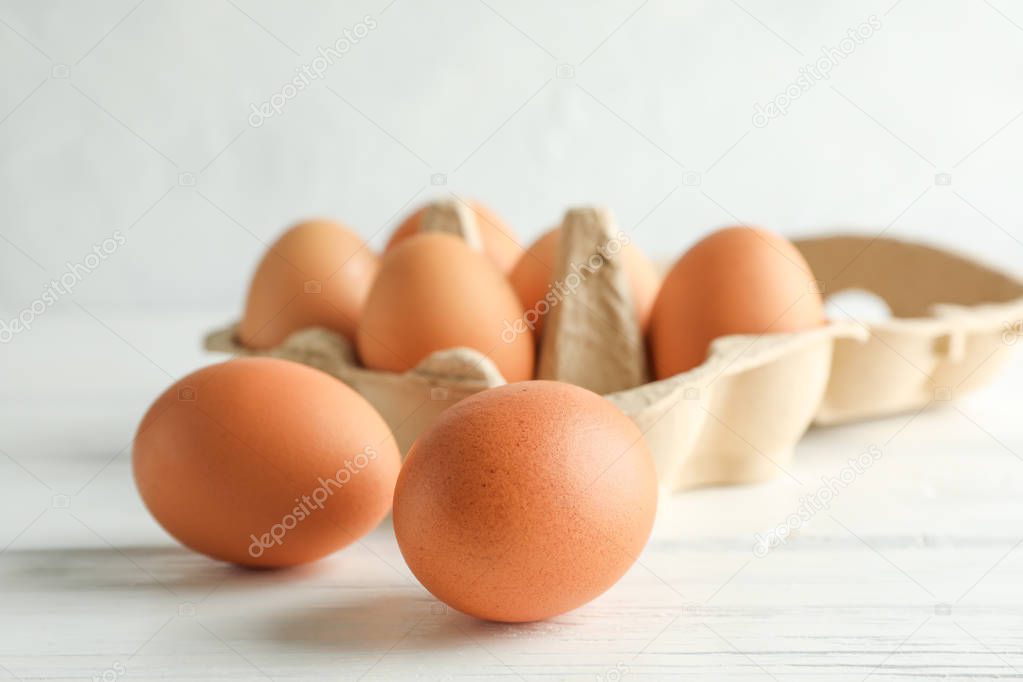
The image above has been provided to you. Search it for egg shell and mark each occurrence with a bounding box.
[393,380,658,622]
[387,201,521,274]
[357,232,535,381]
[649,226,825,379]
[510,226,660,338]
[132,357,401,568]
[238,219,378,349]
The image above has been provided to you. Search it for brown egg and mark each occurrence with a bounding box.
[386,201,521,273]
[509,227,661,338]
[132,358,401,568]
[357,233,534,381]
[393,380,658,622]
[238,219,378,349]
[649,226,825,379]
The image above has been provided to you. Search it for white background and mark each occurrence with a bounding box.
[3,2,1023,680]
[2,0,1022,313]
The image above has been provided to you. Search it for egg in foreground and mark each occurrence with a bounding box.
[238,219,378,349]
[393,380,658,622]
[132,358,401,568]
[649,226,825,379]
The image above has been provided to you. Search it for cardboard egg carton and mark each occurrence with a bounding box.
[796,235,1023,424]
[206,203,1023,492]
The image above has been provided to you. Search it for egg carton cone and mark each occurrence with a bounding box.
[205,203,1023,492]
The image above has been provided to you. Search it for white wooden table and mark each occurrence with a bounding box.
[2,309,1022,681]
